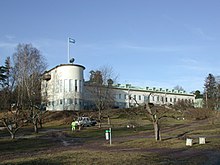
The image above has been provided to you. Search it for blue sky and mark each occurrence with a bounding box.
[0,0,220,92]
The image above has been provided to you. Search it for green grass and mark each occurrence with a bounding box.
[0,138,57,154]
[0,150,161,165]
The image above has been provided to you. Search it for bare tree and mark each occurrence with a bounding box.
[132,93,183,141]
[12,43,47,133]
[85,66,117,127]
[0,109,28,139]
[173,85,185,91]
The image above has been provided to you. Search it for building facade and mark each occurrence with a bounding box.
[41,64,85,111]
[42,64,195,111]
[113,84,195,109]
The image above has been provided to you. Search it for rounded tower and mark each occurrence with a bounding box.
[42,64,85,111]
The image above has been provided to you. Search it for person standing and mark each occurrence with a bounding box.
[71,121,76,131]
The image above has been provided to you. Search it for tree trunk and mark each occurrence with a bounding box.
[33,118,38,133]
[10,132,15,139]
[98,108,101,128]
[107,116,111,125]
[39,118,43,128]
[153,121,161,141]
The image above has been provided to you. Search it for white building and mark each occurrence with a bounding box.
[42,64,195,111]
[113,84,195,109]
[41,64,85,111]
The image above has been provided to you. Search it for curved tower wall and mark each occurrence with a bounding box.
[42,64,85,111]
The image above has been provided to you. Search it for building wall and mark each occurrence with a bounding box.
[41,64,85,111]
[194,98,204,108]
[42,65,195,111]
[113,84,195,109]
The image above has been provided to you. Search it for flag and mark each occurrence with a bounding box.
[69,38,75,44]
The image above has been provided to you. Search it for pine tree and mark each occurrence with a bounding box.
[204,73,217,110]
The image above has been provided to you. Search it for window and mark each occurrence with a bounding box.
[68,98,73,104]
[119,94,121,99]
[75,80,77,92]
[69,79,73,92]
[134,95,136,100]
[139,95,141,100]
[56,80,59,93]
[124,94,127,100]
[170,98,173,102]
[64,99,68,105]
[79,80,83,93]
[64,79,68,92]
[60,99,63,105]
[152,96,155,101]
[59,80,63,92]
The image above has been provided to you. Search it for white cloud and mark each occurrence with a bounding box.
[183,24,214,41]
[116,42,204,54]
[0,42,17,49]
[5,35,16,41]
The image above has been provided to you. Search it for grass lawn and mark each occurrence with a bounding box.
[0,110,220,165]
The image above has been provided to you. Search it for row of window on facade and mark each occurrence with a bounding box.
[116,93,194,104]
[47,98,83,107]
[44,79,83,93]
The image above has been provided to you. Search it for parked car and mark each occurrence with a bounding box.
[90,118,97,126]
[75,117,96,127]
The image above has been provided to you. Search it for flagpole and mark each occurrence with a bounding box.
[67,37,70,63]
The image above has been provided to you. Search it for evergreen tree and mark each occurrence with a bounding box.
[0,66,7,87]
[204,73,217,109]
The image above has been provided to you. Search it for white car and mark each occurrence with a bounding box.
[75,117,96,127]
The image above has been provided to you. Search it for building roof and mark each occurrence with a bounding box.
[43,63,86,74]
[113,84,194,96]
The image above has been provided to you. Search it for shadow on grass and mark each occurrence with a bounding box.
[0,158,63,165]
[163,130,192,141]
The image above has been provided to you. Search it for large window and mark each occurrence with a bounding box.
[59,80,63,93]
[69,79,73,92]
[75,80,77,92]
[79,80,82,93]
[55,80,59,93]
[64,79,69,92]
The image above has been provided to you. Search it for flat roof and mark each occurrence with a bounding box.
[44,63,86,74]
[113,84,194,96]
